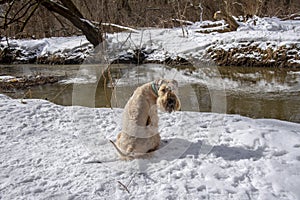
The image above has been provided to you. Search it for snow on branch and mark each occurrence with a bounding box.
[281,12,300,21]
[87,20,139,33]
[80,18,98,30]
[101,22,140,33]
[172,19,194,25]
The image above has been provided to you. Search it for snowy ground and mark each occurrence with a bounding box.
[1,94,300,199]
[1,17,300,66]
[1,16,300,200]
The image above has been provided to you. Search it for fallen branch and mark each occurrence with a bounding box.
[172,18,194,26]
[281,12,300,21]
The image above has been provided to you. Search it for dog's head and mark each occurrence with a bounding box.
[154,79,181,113]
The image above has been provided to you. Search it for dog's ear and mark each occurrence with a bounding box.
[156,79,167,87]
[165,80,179,93]
[155,79,179,94]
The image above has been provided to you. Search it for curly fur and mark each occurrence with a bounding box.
[115,79,181,160]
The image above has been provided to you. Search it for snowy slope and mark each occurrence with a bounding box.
[1,94,300,199]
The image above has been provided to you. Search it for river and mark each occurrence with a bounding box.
[0,64,299,123]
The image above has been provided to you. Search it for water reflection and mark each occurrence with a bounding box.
[0,64,299,123]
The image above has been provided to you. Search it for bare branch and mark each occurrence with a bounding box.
[3,0,15,29]
[0,0,13,5]
[1,0,38,30]
[10,2,37,26]
[37,0,102,46]
[60,0,83,18]
[19,2,39,32]
[50,12,70,35]
[0,15,23,24]
[82,0,93,19]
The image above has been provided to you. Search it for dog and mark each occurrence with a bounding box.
[112,79,181,160]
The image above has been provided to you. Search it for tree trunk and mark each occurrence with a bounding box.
[37,0,102,47]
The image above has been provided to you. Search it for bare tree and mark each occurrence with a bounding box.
[0,0,103,47]
[1,0,300,41]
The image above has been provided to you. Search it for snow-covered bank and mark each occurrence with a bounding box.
[0,36,93,64]
[1,94,300,199]
[1,17,300,67]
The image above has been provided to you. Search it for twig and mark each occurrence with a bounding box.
[22,88,32,99]
[127,173,136,187]
[50,83,70,102]
[83,160,102,164]
[5,33,10,48]
[121,31,133,49]
[20,88,32,104]
[117,181,130,194]
[100,65,112,109]
[117,172,137,194]
[110,67,121,108]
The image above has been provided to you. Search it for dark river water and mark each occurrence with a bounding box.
[0,64,299,123]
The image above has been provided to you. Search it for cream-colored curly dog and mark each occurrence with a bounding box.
[111,79,181,160]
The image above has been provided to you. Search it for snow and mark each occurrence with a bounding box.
[0,36,92,63]
[241,16,300,31]
[1,16,300,66]
[1,16,300,199]
[102,22,140,33]
[59,76,97,84]
[1,94,300,199]
[0,76,15,81]
[0,75,23,83]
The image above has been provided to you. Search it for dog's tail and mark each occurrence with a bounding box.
[109,140,135,160]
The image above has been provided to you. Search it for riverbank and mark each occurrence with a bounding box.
[1,16,300,68]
